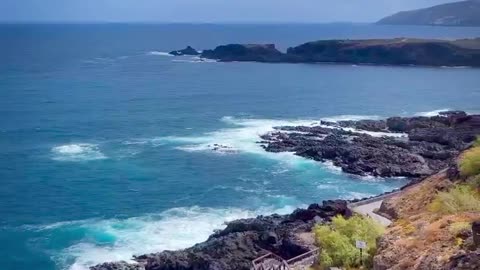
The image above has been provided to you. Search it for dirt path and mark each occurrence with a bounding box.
[351,200,392,226]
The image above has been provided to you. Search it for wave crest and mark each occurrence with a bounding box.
[147,51,173,56]
[51,143,106,161]
[43,206,297,270]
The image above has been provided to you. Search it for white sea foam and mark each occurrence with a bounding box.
[340,191,376,200]
[414,108,451,117]
[320,114,381,122]
[172,57,217,63]
[146,115,408,170]
[45,206,297,270]
[51,143,106,161]
[151,116,323,168]
[147,51,173,56]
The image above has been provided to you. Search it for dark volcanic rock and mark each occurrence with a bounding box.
[198,38,480,67]
[261,111,480,178]
[285,39,480,66]
[446,250,480,270]
[91,201,349,270]
[169,46,200,56]
[201,44,284,62]
[92,261,145,270]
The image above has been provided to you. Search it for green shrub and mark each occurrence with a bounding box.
[460,146,480,177]
[449,221,471,236]
[468,175,480,189]
[429,185,480,214]
[474,136,480,147]
[314,215,384,269]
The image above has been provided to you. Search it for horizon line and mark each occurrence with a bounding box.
[0,20,374,25]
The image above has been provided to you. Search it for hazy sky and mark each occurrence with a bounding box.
[0,0,457,23]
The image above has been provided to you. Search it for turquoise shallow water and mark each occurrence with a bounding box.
[1,23,480,270]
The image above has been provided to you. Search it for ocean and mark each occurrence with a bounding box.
[1,23,480,270]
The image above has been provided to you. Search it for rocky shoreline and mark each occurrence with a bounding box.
[171,38,480,67]
[91,201,351,270]
[91,111,480,270]
[260,111,480,178]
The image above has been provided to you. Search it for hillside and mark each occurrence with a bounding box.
[374,148,480,269]
[377,0,480,26]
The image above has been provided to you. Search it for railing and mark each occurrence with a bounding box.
[252,251,289,270]
[252,248,319,270]
[286,248,319,267]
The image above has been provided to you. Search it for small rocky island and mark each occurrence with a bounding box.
[169,46,200,56]
[172,38,480,67]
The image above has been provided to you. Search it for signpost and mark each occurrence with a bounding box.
[356,240,367,267]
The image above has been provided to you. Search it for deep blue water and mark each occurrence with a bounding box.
[1,23,480,270]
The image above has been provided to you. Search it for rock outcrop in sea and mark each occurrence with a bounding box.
[169,46,200,56]
[177,38,480,67]
[260,111,480,178]
[91,201,351,270]
[201,44,284,62]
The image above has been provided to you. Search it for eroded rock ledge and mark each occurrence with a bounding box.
[260,111,480,178]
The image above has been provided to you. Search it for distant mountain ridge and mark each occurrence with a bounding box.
[377,0,480,26]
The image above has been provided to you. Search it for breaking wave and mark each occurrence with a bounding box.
[41,205,298,270]
[150,115,405,163]
[414,108,452,117]
[147,51,173,56]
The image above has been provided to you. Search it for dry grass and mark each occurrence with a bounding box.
[460,146,480,177]
[429,185,480,214]
[375,165,480,269]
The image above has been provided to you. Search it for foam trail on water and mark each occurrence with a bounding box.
[43,206,298,270]
[172,56,217,63]
[147,51,173,56]
[320,114,381,122]
[51,143,106,161]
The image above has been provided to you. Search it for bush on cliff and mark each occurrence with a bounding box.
[474,136,480,147]
[429,185,480,214]
[314,215,384,269]
[460,138,480,178]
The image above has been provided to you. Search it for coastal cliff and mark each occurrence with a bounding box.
[374,164,480,269]
[180,38,480,67]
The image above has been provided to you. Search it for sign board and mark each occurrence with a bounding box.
[355,240,367,249]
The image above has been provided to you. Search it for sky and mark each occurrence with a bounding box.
[0,0,458,23]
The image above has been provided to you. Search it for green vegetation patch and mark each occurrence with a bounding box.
[460,137,480,178]
[314,215,384,269]
[429,185,480,214]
